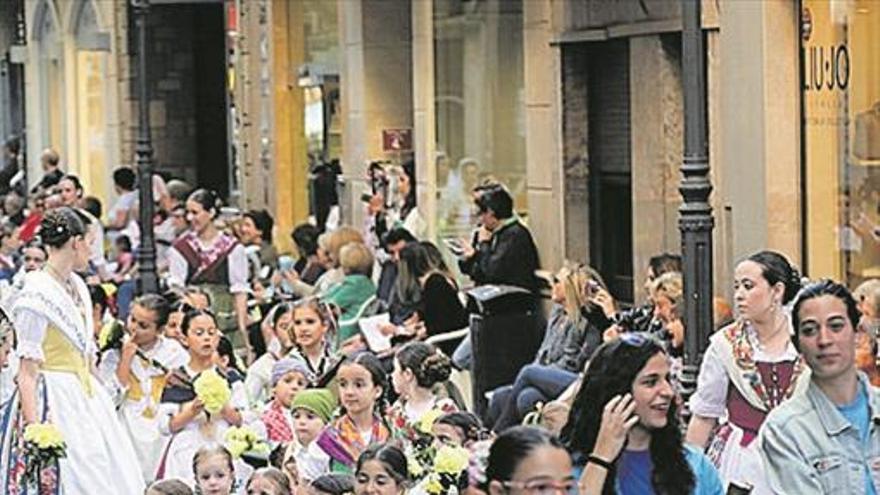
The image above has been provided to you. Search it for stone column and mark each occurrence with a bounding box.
[412,0,437,240]
[523,0,565,271]
[719,0,801,270]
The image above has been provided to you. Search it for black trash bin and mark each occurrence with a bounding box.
[467,285,546,421]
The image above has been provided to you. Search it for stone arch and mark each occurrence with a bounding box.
[70,0,110,51]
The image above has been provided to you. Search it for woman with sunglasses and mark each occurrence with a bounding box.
[484,426,575,495]
[685,251,806,494]
[562,334,723,495]
[0,207,145,492]
[488,262,612,432]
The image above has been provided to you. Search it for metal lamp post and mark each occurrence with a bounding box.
[679,0,715,408]
[132,0,159,294]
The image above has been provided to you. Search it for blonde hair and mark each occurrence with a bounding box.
[339,242,374,276]
[555,262,604,323]
[650,272,683,317]
[326,226,364,266]
[854,279,880,316]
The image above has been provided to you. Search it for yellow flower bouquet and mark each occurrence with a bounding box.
[22,422,67,486]
[224,426,270,459]
[193,369,232,415]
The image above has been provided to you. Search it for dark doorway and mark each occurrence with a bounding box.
[191,4,228,195]
[143,2,229,196]
[587,39,634,303]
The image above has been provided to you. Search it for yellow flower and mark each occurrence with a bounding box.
[407,452,424,477]
[418,408,443,434]
[424,475,444,494]
[97,323,115,350]
[224,426,269,459]
[193,369,232,415]
[434,445,470,475]
[23,423,65,450]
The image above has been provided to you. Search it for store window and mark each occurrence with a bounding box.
[802,0,880,285]
[433,0,526,244]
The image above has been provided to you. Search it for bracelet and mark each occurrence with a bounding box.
[587,454,613,470]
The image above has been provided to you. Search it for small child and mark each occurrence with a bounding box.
[245,303,297,407]
[260,357,312,445]
[431,411,485,449]
[288,388,337,484]
[192,445,235,495]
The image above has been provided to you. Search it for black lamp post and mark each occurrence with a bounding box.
[679,0,715,408]
[132,0,158,294]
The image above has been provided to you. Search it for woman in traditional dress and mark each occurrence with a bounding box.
[685,250,808,494]
[0,207,145,493]
[167,189,251,359]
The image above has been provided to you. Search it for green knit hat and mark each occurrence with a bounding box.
[291,388,337,423]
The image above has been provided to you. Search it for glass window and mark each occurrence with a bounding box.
[803,0,880,286]
[433,0,526,246]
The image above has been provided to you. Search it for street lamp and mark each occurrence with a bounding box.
[132,0,158,294]
[678,0,714,409]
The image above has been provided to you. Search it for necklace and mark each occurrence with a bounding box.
[755,316,788,353]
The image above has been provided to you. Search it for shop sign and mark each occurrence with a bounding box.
[382,128,412,152]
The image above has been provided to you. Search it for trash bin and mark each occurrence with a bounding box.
[467,285,546,421]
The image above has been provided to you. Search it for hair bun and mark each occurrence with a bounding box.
[419,352,452,386]
[40,209,73,248]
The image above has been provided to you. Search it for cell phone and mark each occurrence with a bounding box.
[278,255,295,273]
[360,192,374,203]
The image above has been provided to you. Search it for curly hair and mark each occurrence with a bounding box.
[560,335,694,495]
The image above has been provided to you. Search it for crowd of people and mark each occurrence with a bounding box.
[0,146,879,494]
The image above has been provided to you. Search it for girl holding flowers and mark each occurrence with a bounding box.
[156,308,247,486]
[0,207,144,493]
[306,352,391,476]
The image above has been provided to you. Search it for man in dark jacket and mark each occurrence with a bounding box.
[458,184,540,293]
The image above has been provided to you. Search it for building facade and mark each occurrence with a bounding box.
[14,0,879,303]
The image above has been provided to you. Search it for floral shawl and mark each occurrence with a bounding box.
[712,320,810,412]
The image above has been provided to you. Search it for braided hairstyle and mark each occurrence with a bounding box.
[40,207,87,248]
[394,341,452,389]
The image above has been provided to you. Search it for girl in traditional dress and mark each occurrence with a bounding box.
[288,297,337,382]
[387,341,457,443]
[685,250,807,494]
[305,352,390,476]
[97,293,189,481]
[0,207,145,493]
[167,189,251,360]
[155,308,247,485]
